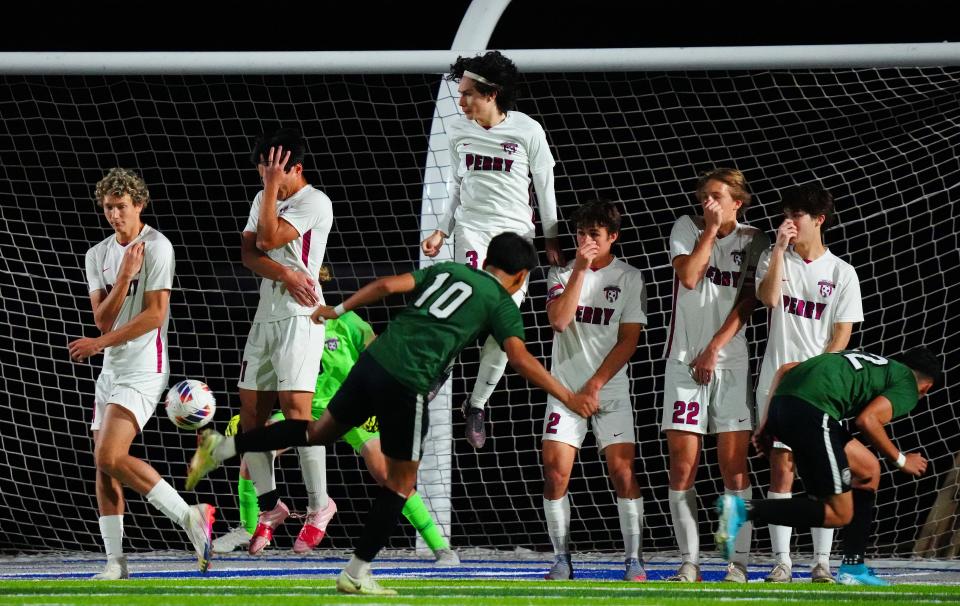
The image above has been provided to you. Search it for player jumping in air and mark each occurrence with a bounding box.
[717,347,940,586]
[187,233,598,596]
[662,168,769,583]
[421,50,563,449]
[754,183,863,583]
[540,200,648,582]
[68,168,214,577]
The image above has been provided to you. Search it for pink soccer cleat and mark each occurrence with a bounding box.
[293,498,337,554]
[248,500,290,556]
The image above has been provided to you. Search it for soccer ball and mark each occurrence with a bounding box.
[165,379,216,430]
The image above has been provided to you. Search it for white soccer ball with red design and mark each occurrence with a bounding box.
[165,379,217,430]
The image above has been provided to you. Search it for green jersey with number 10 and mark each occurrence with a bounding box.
[774,350,920,420]
[366,262,525,395]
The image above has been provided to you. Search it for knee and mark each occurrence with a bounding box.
[543,466,570,499]
[607,465,637,496]
[668,457,697,489]
[769,460,794,492]
[95,449,123,477]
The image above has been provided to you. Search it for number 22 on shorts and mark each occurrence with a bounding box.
[672,400,700,425]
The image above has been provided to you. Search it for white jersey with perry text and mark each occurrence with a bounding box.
[755,246,863,396]
[665,215,768,370]
[243,184,333,323]
[84,224,174,374]
[438,110,557,239]
[546,258,647,399]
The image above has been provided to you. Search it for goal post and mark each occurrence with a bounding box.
[0,44,957,559]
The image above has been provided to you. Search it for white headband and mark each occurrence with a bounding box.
[463,70,499,88]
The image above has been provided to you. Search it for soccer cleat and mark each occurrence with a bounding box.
[723,561,748,583]
[249,500,290,555]
[92,556,129,580]
[433,548,461,566]
[462,402,487,449]
[714,494,747,560]
[212,525,253,554]
[665,561,701,582]
[810,562,836,583]
[185,504,216,573]
[544,553,573,580]
[623,557,647,581]
[765,561,793,583]
[186,429,226,490]
[836,563,889,586]
[293,498,337,554]
[336,569,398,596]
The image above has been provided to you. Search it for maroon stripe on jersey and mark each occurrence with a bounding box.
[665,274,680,358]
[301,229,313,266]
[155,328,163,373]
[545,283,564,305]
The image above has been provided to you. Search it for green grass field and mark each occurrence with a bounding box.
[2,579,959,605]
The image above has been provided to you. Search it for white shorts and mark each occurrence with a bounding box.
[238,316,325,392]
[661,359,753,435]
[542,397,635,450]
[453,225,529,306]
[92,370,168,432]
[756,385,790,451]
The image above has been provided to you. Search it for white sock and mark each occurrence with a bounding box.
[99,514,124,560]
[213,435,237,460]
[767,491,793,568]
[468,335,508,409]
[811,526,834,567]
[344,555,371,578]
[726,486,753,566]
[543,495,571,556]
[298,445,328,511]
[668,488,699,564]
[145,479,191,528]
[243,451,277,496]
[617,497,643,560]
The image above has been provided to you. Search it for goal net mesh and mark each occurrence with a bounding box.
[0,67,957,558]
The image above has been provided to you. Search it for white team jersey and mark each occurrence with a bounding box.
[439,110,557,239]
[755,246,863,395]
[546,258,647,399]
[243,184,333,323]
[665,215,768,370]
[84,224,174,374]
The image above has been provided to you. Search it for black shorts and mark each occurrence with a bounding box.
[767,395,853,498]
[326,352,430,461]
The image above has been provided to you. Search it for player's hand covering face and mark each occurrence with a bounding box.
[697,179,741,229]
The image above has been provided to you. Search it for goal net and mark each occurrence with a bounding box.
[0,64,957,559]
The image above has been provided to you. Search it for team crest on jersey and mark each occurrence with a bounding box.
[818,279,836,297]
[325,338,339,351]
[731,249,744,265]
[603,285,621,303]
[500,141,518,154]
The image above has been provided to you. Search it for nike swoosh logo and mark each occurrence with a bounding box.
[738,418,748,423]
[279,379,287,384]
[613,432,623,437]
[485,381,498,386]
[103,267,110,273]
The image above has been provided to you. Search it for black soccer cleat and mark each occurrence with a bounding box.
[462,402,487,449]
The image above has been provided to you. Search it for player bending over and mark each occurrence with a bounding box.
[187,232,597,596]
[716,347,940,586]
[421,50,563,449]
[68,168,214,578]
[540,200,648,582]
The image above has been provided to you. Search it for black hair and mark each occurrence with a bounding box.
[893,346,942,387]
[249,127,307,172]
[781,182,836,228]
[446,50,519,113]
[485,232,537,274]
[569,199,622,235]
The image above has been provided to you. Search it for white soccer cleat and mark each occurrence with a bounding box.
[810,562,836,583]
[186,429,225,490]
[336,569,398,596]
[665,561,701,582]
[723,561,748,583]
[544,553,573,580]
[293,498,337,554]
[92,556,128,580]
[765,561,792,583]
[212,525,253,554]
[185,503,216,573]
[433,548,461,566]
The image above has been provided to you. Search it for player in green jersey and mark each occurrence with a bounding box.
[186,232,599,596]
[212,309,457,564]
[714,347,941,585]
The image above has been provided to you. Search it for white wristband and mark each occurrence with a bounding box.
[895,452,907,468]
[333,303,346,318]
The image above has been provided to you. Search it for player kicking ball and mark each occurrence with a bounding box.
[716,347,940,585]
[187,233,597,595]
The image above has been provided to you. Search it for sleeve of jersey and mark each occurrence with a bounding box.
[242,192,261,233]
[437,144,462,237]
[834,265,865,323]
[668,216,698,260]
[409,265,433,291]
[531,169,559,239]
[143,239,175,292]
[280,191,332,237]
[884,367,921,418]
[490,294,526,349]
[621,270,648,325]
[754,248,772,288]
[545,266,564,306]
[85,248,104,294]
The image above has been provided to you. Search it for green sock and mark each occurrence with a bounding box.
[238,476,260,534]
[402,491,448,551]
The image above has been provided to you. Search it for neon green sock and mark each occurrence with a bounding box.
[402,491,448,551]
[238,476,260,534]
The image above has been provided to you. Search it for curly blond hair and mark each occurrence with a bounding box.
[94,167,150,208]
[696,167,752,214]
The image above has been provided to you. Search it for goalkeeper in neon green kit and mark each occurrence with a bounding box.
[212,310,458,564]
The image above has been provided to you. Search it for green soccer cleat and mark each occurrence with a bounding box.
[336,570,398,596]
[186,429,225,490]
